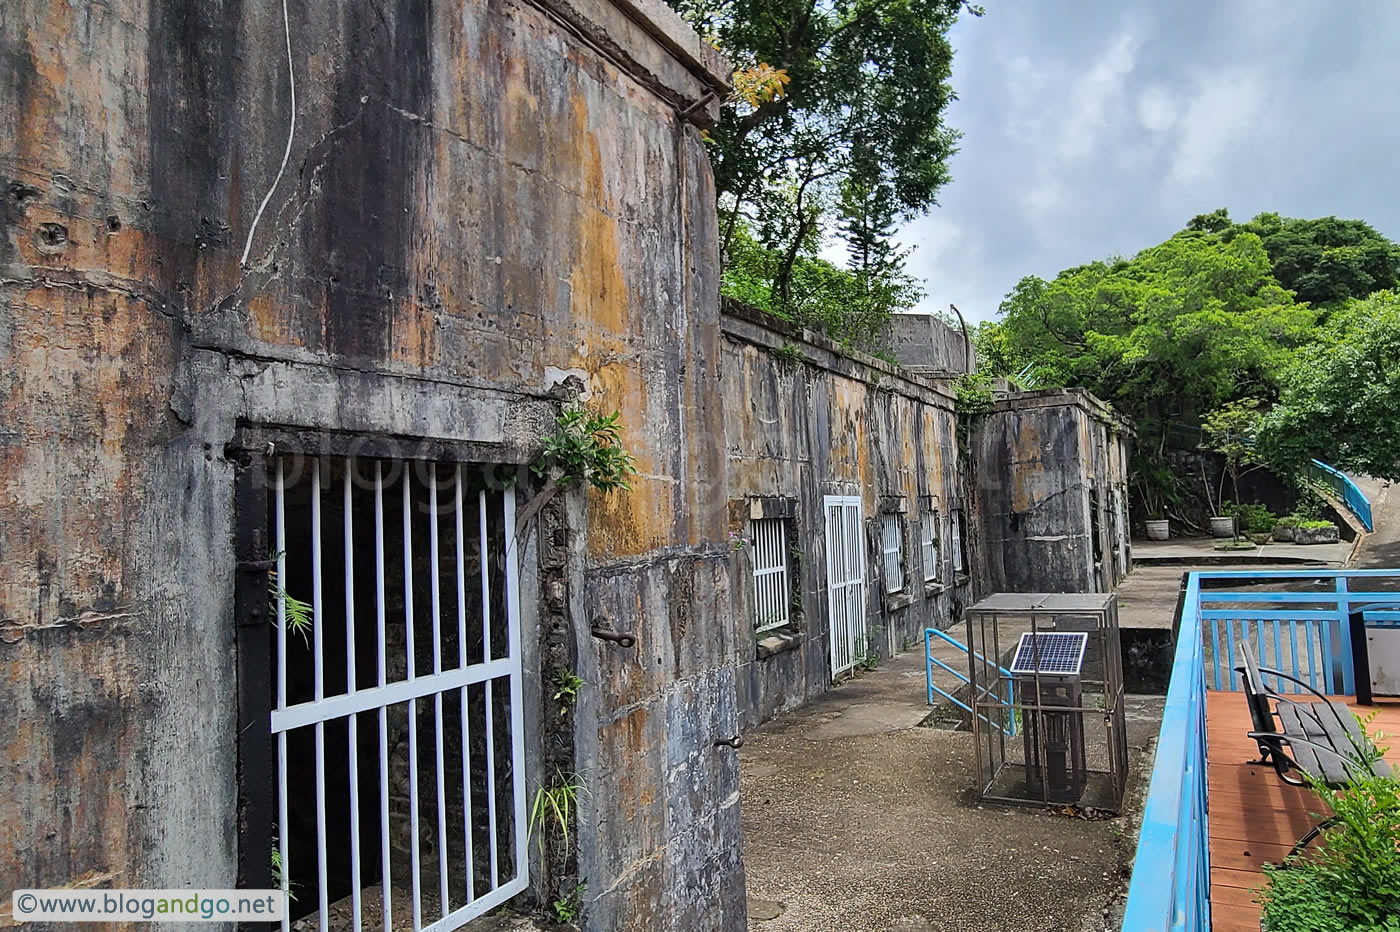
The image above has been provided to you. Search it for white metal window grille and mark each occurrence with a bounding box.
[920,509,940,583]
[823,496,866,678]
[880,514,904,594]
[952,510,965,574]
[269,457,526,932]
[750,518,790,633]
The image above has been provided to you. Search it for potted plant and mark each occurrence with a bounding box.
[1145,511,1171,541]
[1255,723,1400,931]
[1273,515,1299,542]
[1201,399,1264,541]
[1294,519,1341,545]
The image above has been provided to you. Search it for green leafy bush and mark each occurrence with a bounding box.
[1297,519,1336,530]
[1257,719,1400,932]
[1226,501,1279,533]
[1276,516,1300,529]
[533,403,638,493]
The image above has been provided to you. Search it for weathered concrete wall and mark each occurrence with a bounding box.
[971,389,1132,595]
[720,305,971,728]
[882,312,973,375]
[1,2,743,929]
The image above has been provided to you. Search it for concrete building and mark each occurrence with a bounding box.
[2,1,745,930]
[1,2,1131,930]
[721,303,972,729]
[970,389,1135,594]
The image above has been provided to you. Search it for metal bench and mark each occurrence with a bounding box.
[1235,639,1392,855]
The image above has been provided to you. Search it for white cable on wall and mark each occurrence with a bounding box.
[240,0,297,267]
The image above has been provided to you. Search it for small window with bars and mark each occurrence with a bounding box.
[880,513,905,594]
[919,508,940,583]
[749,517,791,633]
[952,509,966,575]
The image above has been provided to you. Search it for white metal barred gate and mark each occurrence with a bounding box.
[824,496,866,678]
[268,457,527,932]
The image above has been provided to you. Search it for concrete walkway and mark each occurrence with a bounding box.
[1353,479,1399,573]
[1132,536,1352,567]
[740,649,1163,932]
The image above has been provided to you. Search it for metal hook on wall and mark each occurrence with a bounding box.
[591,623,637,649]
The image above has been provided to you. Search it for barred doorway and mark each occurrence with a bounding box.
[237,453,528,932]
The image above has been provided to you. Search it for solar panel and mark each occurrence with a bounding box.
[1009,632,1088,676]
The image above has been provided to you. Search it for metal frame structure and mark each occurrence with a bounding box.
[823,495,866,678]
[965,592,1128,811]
[880,513,904,594]
[750,517,790,634]
[919,507,940,583]
[241,452,528,932]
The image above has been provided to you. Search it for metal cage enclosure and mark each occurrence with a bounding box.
[964,593,1129,811]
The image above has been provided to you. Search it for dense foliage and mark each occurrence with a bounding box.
[1258,732,1400,932]
[1259,291,1400,481]
[982,210,1400,495]
[670,0,981,343]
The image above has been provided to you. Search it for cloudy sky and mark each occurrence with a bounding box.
[895,1,1400,322]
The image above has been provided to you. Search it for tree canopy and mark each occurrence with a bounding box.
[993,227,1314,426]
[1258,291,1400,481]
[670,0,981,343]
[985,210,1400,498]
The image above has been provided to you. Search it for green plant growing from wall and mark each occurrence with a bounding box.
[552,883,585,923]
[516,402,640,534]
[552,669,584,708]
[528,770,586,857]
[270,844,296,901]
[858,627,883,671]
[268,559,313,645]
[771,342,804,367]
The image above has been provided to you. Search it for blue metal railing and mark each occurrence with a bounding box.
[1122,574,1209,932]
[1199,569,1400,695]
[924,627,1017,736]
[1123,569,1400,931]
[1305,458,1374,531]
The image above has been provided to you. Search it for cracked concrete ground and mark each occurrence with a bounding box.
[740,650,1164,932]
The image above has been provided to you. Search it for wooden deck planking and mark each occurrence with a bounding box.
[1206,692,1400,931]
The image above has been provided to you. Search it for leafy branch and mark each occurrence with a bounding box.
[515,403,639,534]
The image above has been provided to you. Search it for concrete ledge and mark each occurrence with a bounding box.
[720,300,956,408]
[756,630,802,660]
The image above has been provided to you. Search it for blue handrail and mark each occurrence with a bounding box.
[1194,569,1400,694]
[1122,573,1209,932]
[1307,458,1373,531]
[924,627,1017,736]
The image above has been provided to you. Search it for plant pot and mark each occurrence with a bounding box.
[1272,525,1295,542]
[1210,516,1236,538]
[1295,525,1340,545]
[1145,519,1170,541]
[1248,532,1272,545]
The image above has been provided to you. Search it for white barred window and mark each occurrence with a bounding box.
[952,510,966,574]
[880,514,905,593]
[920,509,940,583]
[750,518,790,632]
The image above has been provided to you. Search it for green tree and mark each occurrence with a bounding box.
[1200,398,1263,519]
[1199,209,1400,307]
[671,0,980,330]
[997,228,1314,435]
[1259,290,1400,481]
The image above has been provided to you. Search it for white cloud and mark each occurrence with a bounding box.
[1137,85,1179,132]
[1055,32,1139,159]
[1166,73,1267,187]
